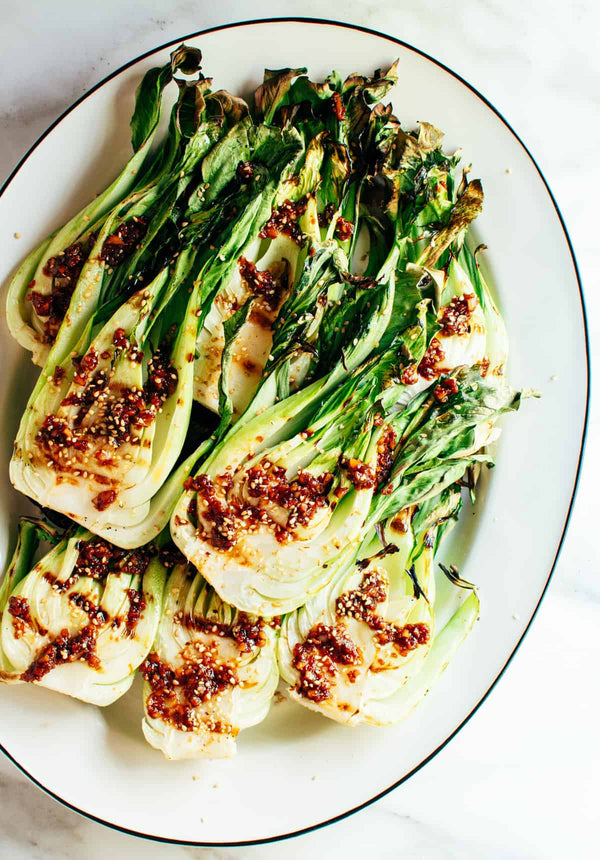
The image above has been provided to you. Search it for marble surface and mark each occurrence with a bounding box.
[1,1,598,857]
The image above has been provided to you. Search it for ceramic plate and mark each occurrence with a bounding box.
[0,18,588,846]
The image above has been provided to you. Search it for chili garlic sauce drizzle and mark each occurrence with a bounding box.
[183,461,337,555]
[3,538,152,690]
[30,294,177,514]
[286,549,433,724]
[193,197,316,416]
[400,261,496,405]
[27,218,148,346]
[141,564,274,758]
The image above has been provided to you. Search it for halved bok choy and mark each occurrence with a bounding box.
[190,60,404,420]
[6,44,208,365]
[277,487,479,725]
[169,237,404,614]
[9,258,203,541]
[172,323,521,617]
[0,524,166,705]
[141,554,277,759]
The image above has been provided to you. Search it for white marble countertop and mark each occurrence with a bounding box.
[1,1,598,858]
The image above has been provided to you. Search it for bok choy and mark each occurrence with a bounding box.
[6,45,209,365]
[0,522,165,705]
[1,50,530,756]
[277,488,479,724]
[141,552,278,759]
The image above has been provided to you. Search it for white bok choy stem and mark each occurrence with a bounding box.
[0,528,166,706]
[141,559,277,759]
[10,263,202,542]
[277,487,479,725]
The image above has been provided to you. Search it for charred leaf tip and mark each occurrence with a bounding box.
[171,44,203,75]
[438,562,476,590]
[405,565,429,602]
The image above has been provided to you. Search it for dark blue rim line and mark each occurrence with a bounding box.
[0,16,590,848]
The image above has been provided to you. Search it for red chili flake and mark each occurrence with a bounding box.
[43,241,87,280]
[231,614,266,652]
[418,337,445,380]
[238,257,281,310]
[375,621,430,655]
[37,415,71,449]
[100,217,148,267]
[92,489,117,511]
[21,625,100,682]
[29,291,53,317]
[292,623,360,702]
[52,365,65,385]
[433,377,459,403]
[184,473,237,550]
[236,161,254,182]
[72,348,98,386]
[8,596,34,639]
[31,238,91,343]
[339,457,375,490]
[259,198,308,245]
[400,364,419,386]
[125,589,146,636]
[330,92,346,120]
[112,328,129,349]
[439,293,478,336]
[375,426,397,487]
[120,547,153,579]
[334,217,353,242]
[318,203,336,228]
[74,537,125,581]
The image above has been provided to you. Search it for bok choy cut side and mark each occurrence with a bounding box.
[277,488,479,724]
[141,551,277,759]
[10,265,203,540]
[0,526,165,705]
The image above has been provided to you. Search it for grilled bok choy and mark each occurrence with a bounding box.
[172,351,520,617]
[6,45,211,366]
[190,60,402,419]
[1,51,529,756]
[277,488,479,724]
[141,553,277,759]
[0,523,165,705]
[10,266,203,539]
